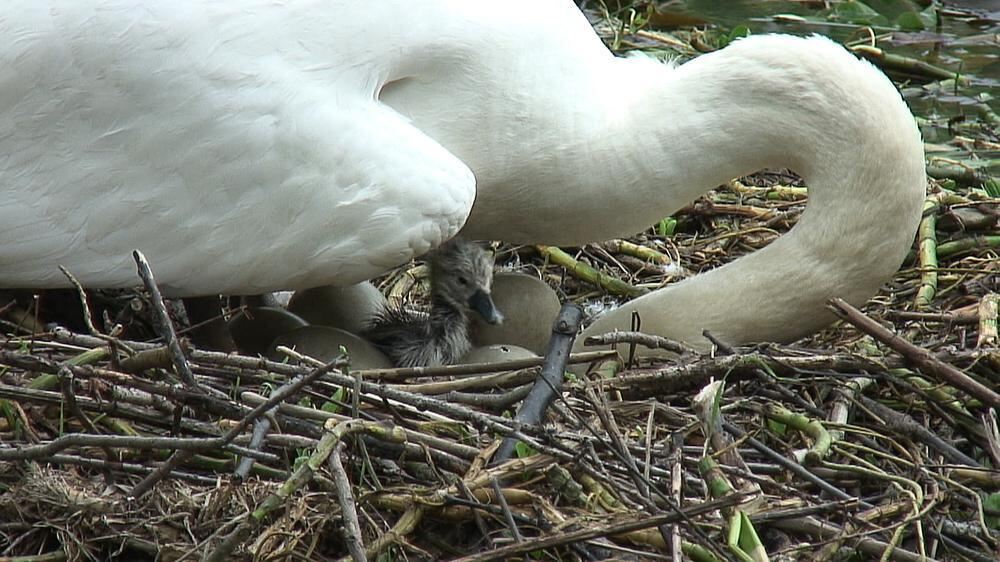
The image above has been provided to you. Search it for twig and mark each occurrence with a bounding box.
[769,515,941,562]
[856,395,980,467]
[131,357,343,497]
[490,477,523,543]
[438,384,532,410]
[208,419,407,562]
[702,330,737,355]
[0,431,276,462]
[584,330,698,356]
[329,442,367,562]
[886,310,979,324]
[234,412,275,480]
[494,304,584,463]
[131,250,201,391]
[828,298,1000,407]
[58,265,102,337]
[448,494,746,562]
[722,422,869,509]
[598,239,673,265]
[977,293,998,348]
[239,392,475,474]
[592,351,895,398]
[335,349,616,383]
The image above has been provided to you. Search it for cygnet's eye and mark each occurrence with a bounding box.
[457,276,469,286]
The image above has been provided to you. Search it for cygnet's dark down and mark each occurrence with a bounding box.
[365,238,502,367]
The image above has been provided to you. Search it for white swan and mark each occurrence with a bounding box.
[0,1,925,349]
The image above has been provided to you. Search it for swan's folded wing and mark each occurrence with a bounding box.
[0,4,475,295]
[0,96,475,295]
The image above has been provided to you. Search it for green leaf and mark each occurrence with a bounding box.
[766,418,788,435]
[321,386,346,414]
[983,178,1000,198]
[896,11,925,31]
[514,441,537,458]
[829,1,888,26]
[656,217,677,236]
[986,493,1000,529]
[920,5,938,27]
[719,25,751,48]
[729,25,751,41]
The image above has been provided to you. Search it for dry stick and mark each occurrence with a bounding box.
[131,250,201,391]
[234,412,275,480]
[55,365,101,437]
[769,515,940,562]
[130,357,342,497]
[274,347,523,437]
[447,494,746,562]
[119,345,181,373]
[439,384,532,410]
[886,310,979,324]
[856,395,980,467]
[507,367,729,558]
[494,304,584,463]
[584,331,698,356]
[239,392,479,462]
[58,265,102,337]
[828,298,1000,408]
[668,433,684,562]
[977,293,998,348]
[329,441,368,562]
[51,329,615,383]
[585,385,650,500]
[53,363,123,484]
[721,421,870,509]
[219,349,548,472]
[46,331,540,463]
[597,352,895,398]
[0,378,266,459]
[701,329,736,354]
[385,368,539,395]
[36,332,689,469]
[490,477,523,543]
[612,406,680,553]
[0,428,274,462]
[6,348,323,444]
[337,349,616,383]
[209,419,407,562]
[453,480,496,549]
[44,453,222,485]
[599,239,672,265]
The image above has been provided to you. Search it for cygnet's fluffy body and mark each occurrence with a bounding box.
[365,238,502,367]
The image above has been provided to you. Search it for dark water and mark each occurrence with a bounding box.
[644,0,999,175]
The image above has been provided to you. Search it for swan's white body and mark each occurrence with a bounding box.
[1,1,925,347]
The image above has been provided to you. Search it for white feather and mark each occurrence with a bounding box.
[0,1,925,349]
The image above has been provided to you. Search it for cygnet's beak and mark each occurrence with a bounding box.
[469,289,503,325]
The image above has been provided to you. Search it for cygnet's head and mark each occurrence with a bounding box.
[429,238,503,325]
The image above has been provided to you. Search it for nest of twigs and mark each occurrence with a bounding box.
[1,170,997,561]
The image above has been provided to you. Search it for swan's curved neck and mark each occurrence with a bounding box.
[567,37,926,349]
